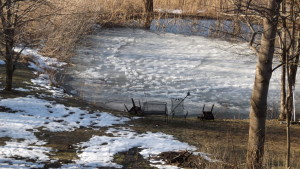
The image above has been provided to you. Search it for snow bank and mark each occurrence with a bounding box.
[14,47,66,72]
[13,47,68,94]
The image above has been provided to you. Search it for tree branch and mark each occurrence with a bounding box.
[272,52,300,72]
[249,31,260,56]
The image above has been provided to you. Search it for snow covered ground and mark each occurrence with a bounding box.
[0,50,205,168]
[64,28,282,118]
[0,95,197,168]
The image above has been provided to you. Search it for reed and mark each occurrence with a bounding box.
[34,0,144,60]
[22,0,271,60]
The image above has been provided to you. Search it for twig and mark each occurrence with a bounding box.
[272,52,300,72]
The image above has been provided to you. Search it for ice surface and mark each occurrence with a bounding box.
[64,28,282,118]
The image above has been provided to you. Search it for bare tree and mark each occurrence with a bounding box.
[272,0,300,166]
[278,0,287,120]
[237,0,282,168]
[0,0,49,91]
[282,0,299,167]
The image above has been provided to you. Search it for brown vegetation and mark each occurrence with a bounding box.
[17,0,269,61]
[130,116,300,168]
[0,0,273,62]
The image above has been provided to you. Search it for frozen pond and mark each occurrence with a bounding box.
[62,28,282,118]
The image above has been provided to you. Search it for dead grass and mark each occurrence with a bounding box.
[1,0,271,62]
[35,128,107,161]
[14,0,271,63]
[129,116,300,168]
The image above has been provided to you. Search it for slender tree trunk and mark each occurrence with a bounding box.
[279,0,287,120]
[280,60,286,120]
[286,122,291,167]
[285,1,298,166]
[286,56,292,168]
[246,0,281,168]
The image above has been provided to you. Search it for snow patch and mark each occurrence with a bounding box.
[0,96,129,132]
[154,9,183,14]
[0,96,130,166]
[14,88,31,92]
[0,158,45,168]
[76,127,196,168]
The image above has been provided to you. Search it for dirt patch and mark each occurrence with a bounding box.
[157,150,236,169]
[0,137,12,146]
[113,147,155,169]
[158,151,206,168]
[35,128,107,163]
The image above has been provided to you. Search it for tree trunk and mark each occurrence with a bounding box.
[5,55,14,91]
[246,0,281,168]
[3,0,15,91]
[144,0,153,29]
[279,0,287,120]
[286,119,291,168]
[279,60,286,120]
[285,2,298,166]
[285,57,292,168]
[4,24,15,92]
[232,0,241,38]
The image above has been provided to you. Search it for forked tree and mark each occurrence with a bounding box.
[0,0,50,91]
[227,0,282,168]
[277,0,300,167]
[246,0,281,168]
[265,0,300,166]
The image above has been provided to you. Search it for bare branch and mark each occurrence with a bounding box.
[272,52,300,72]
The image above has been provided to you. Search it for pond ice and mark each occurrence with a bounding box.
[64,28,282,118]
[0,46,218,168]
